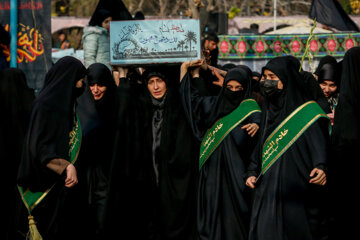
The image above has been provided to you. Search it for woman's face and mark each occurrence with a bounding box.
[102,16,112,31]
[90,83,107,100]
[320,80,337,98]
[226,80,243,91]
[261,69,284,89]
[147,76,167,99]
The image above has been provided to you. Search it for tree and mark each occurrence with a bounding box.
[178,40,186,51]
[61,0,357,38]
[61,0,336,18]
[185,31,197,51]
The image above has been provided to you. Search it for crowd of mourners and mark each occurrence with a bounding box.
[1,9,360,240]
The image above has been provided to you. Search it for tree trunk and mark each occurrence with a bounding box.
[188,0,200,18]
[170,0,185,16]
[135,0,145,12]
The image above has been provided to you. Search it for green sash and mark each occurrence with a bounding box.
[199,99,261,169]
[261,101,329,175]
[18,115,82,214]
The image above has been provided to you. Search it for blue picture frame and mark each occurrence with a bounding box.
[110,19,201,65]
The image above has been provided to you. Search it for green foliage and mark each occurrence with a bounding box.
[339,0,353,14]
[299,18,317,72]
[52,0,99,17]
[228,6,241,19]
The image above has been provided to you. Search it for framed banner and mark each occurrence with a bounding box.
[110,19,201,65]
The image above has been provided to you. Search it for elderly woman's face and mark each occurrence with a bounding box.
[90,83,107,101]
[147,76,167,99]
[226,80,243,92]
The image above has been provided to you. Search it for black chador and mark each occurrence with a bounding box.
[75,63,117,239]
[180,66,261,240]
[246,56,330,240]
[330,47,360,240]
[0,68,35,240]
[104,66,198,240]
[17,56,86,240]
[286,55,331,113]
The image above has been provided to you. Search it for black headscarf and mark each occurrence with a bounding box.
[17,56,86,191]
[142,65,178,101]
[318,63,336,83]
[76,63,116,136]
[333,47,360,147]
[143,67,169,86]
[217,66,252,117]
[134,11,145,20]
[317,59,343,100]
[317,60,341,110]
[38,56,86,111]
[251,71,261,92]
[181,66,253,140]
[87,63,116,120]
[252,71,261,79]
[314,55,337,76]
[221,63,237,71]
[87,63,114,87]
[260,56,311,138]
[317,58,342,90]
[89,0,132,25]
[282,55,331,113]
[89,8,112,27]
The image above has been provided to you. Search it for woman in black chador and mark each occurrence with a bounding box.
[0,68,35,240]
[76,63,116,239]
[17,56,86,240]
[245,56,330,240]
[104,66,198,240]
[180,61,261,240]
[313,55,337,81]
[330,46,360,240]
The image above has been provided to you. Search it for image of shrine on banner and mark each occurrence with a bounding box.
[110,19,201,65]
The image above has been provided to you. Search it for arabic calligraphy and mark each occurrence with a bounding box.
[200,123,223,159]
[69,119,80,155]
[139,35,178,45]
[120,23,142,40]
[2,23,44,63]
[263,129,289,162]
[159,23,184,34]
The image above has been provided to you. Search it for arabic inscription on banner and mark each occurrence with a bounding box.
[1,23,44,64]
